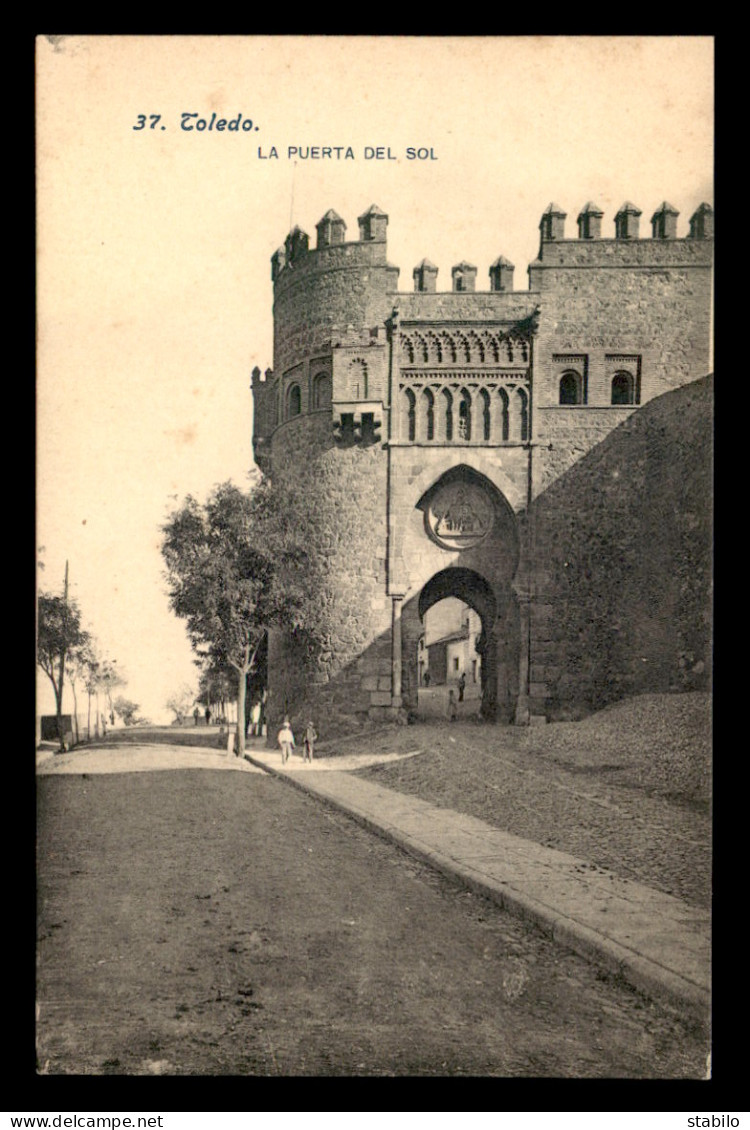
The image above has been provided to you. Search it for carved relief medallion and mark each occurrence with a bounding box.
[425,480,494,551]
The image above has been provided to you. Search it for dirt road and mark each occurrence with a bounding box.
[37,765,707,1077]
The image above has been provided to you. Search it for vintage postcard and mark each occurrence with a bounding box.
[35,35,713,1084]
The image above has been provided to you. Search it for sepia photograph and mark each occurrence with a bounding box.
[35,35,713,1081]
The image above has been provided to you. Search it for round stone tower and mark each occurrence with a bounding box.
[253,206,402,731]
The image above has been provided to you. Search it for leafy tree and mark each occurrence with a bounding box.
[113,696,142,726]
[161,483,273,756]
[166,683,196,725]
[197,661,234,719]
[98,658,126,727]
[66,632,94,745]
[37,590,86,750]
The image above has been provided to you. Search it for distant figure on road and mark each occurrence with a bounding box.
[423,671,431,687]
[448,690,458,721]
[249,700,261,737]
[193,706,200,727]
[458,672,466,702]
[303,721,318,763]
[205,706,212,726]
[277,717,295,765]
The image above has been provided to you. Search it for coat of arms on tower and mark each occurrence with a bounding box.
[426,481,495,551]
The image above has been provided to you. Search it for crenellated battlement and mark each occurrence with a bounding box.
[271,200,713,306]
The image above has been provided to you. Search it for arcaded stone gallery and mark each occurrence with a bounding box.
[252,201,713,731]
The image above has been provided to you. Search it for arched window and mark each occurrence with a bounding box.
[404,388,416,441]
[516,388,529,441]
[611,371,635,405]
[479,389,491,442]
[458,390,471,441]
[349,358,368,399]
[312,372,331,410]
[442,388,453,442]
[559,370,583,405]
[288,384,302,417]
[498,388,509,441]
[420,387,435,442]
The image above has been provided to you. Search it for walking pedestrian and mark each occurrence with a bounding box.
[277,717,295,765]
[250,700,261,737]
[458,672,466,702]
[193,706,200,727]
[205,706,212,726]
[303,721,318,763]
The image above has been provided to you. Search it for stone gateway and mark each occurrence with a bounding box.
[252,201,713,732]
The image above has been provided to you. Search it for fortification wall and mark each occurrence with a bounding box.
[266,411,391,732]
[527,375,713,718]
[398,292,537,322]
[529,232,712,500]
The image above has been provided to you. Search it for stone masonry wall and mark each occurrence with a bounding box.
[529,237,713,501]
[527,375,712,718]
[267,411,391,736]
[273,240,396,378]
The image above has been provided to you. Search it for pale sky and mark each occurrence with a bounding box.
[36,35,713,724]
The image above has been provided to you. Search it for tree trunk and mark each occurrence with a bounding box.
[53,680,64,751]
[56,654,66,751]
[236,663,247,756]
[70,681,79,745]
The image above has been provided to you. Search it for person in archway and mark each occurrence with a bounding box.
[458,671,466,702]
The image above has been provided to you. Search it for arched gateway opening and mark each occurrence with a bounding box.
[417,569,497,719]
[399,466,522,723]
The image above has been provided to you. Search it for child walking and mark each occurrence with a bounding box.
[277,717,295,765]
[303,721,318,763]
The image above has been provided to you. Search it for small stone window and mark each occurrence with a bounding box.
[559,370,584,406]
[312,372,331,410]
[611,370,639,406]
[288,384,302,417]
